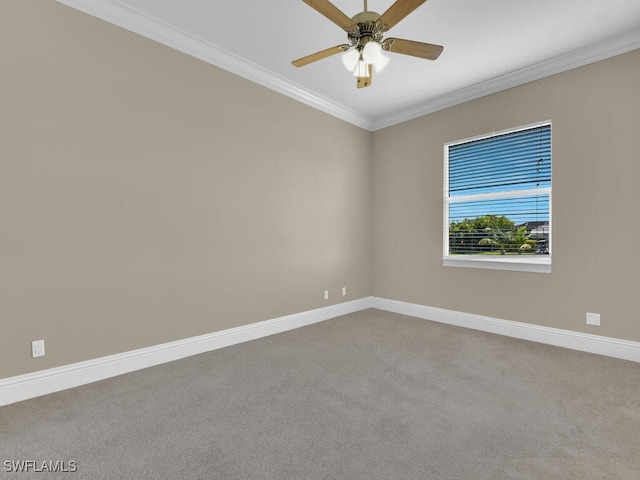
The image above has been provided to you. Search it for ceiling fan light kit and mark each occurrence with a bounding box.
[342,43,388,75]
[293,0,443,88]
[363,42,390,72]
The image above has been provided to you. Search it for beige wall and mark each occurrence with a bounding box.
[3,1,639,382]
[372,49,640,342]
[0,1,372,378]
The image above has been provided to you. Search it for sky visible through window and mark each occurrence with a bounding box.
[448,124,551,228]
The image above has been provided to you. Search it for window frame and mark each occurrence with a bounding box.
[443,120,552,274]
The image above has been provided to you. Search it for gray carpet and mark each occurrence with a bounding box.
[1,309,639,479]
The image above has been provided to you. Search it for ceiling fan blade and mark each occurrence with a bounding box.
[380,0,428,30]
[357,64,373,89]
[302,0,355,31]
[292,44,350,67]
[384,38,443,60]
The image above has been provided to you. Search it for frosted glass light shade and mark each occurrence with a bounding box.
[341,49,360,71]
[363,42,390,72]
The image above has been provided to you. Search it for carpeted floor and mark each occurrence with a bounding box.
[1,309,639,479]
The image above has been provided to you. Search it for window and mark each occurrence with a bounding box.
[443,121,552,273]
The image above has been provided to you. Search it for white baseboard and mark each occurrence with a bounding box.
[3,296,638,407]
[0,298,373,407]
[371,297,640,363]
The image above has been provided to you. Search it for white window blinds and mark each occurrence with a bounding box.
[444,122,552,265]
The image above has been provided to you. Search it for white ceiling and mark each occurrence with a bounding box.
[58,0,640,130]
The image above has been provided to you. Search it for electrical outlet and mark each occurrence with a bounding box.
[586,312,600,326]
[32,339,45,358]
[324,290,329,300]
[342,287,347,296]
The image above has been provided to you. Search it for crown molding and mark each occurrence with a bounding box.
[55,0,375,131]
[57,1,639,133]
[371,29,640,131]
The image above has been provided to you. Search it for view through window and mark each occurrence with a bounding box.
[443,122,552,272]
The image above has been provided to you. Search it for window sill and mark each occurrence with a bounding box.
[442,255,551,274]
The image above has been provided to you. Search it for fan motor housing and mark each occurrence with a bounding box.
[348,11,385,46]
[351,11,380,24]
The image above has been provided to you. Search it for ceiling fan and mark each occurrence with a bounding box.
[292,0,443,88]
